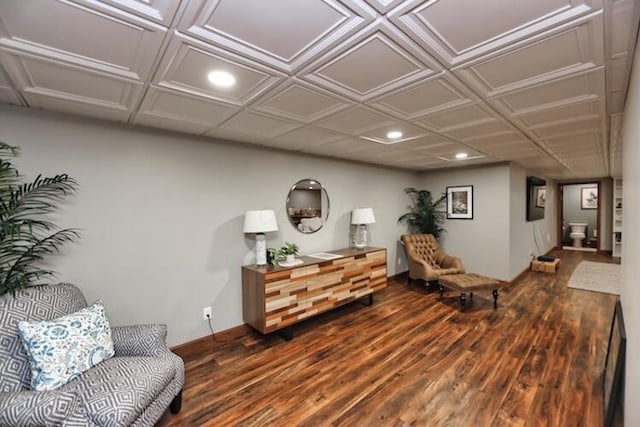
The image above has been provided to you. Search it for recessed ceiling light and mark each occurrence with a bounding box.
[207,70,235,88]
[455,152,468,159]
[387,131,403,139]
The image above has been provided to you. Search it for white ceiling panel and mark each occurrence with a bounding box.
[456,18,603,96]
[609,0,639,57]
[516,100,602,126]
[0,88,21,105]
[93,0,183,26]
[440,120,516,141]
[303,22,442,101]
[134,86,240,131]
[214,110,302,139]
[154,37,284,105]
[0,0,166,80]
[359,122,428,145]
[1,54,141,121]
[262,126,345,151]
[493,69,605,114]
[0,66,21,105]
[530,117,602,138]
[0,0,637,179]
[300,137,376,157]
[390,0,601,66]
[372,73,473,119]
[363,0,405,15]
[179,0,374,72]
[313,105,395,135]
[252,82,349,122]
[416,103,495,132]
[23,92,133,122]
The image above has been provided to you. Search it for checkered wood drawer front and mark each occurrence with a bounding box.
[242,248,387,334]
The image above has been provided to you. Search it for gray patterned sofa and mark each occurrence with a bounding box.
[0,283,184,426]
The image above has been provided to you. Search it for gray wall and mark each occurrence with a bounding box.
[0,105,419,346]
[420,165,511,280]
[622,35,640,427]
[562,183,598,242]
[509,165,557,279]
[420,163,555,281]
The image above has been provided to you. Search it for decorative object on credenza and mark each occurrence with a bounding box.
[308,252,342,260]
[604,300,626,427]
[351,208,375,249]
[243,210,278,266]
[581,186,598,209]
[397,187,446,238]
[268,241,299,266]
[446,185,474,220]
[0,142,81,296]
[286,178,329,234]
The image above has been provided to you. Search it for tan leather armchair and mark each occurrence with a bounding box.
[401,234,465,284]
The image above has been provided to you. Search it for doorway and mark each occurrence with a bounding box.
[557,181,600,252]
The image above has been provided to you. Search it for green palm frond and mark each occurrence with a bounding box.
[0,142,80,296]
[398,187,446,237]
[1,174,77,221]
[0,142,20,198]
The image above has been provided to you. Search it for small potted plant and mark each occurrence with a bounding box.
[268,242,299,266]
[279,241,299,264]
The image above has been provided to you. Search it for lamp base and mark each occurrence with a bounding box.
[354,224,368,249]
[255,233,267,265]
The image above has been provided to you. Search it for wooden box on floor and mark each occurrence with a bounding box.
[531,258,560,273]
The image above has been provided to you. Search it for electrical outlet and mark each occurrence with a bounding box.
[202,306,212,320]
[529,251,535,259]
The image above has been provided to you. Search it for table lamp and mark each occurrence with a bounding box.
[244,210,278,265]
[351,208,375,249]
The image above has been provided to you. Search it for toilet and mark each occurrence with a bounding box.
[569,223,588,247]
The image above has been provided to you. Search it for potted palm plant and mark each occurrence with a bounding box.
[0,142,80,296]
[397,187,446,238]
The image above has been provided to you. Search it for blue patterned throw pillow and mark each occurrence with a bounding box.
[18,300,115,391]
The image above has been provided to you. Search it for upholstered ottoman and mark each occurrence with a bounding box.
[438,273,501,310]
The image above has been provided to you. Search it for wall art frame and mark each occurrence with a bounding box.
[446,185,473,220]
[581,186,598,209]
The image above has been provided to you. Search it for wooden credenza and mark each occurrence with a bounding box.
[242,247,387,338]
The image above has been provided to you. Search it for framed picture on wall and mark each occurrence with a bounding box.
[581,187,598,209]
[604,301,626,427]
[535,188,546,208]
[446,185,473,219]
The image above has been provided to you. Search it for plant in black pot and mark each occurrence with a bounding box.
[397,187,446,238]
[0,142,80,296]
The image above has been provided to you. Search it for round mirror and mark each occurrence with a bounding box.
[286,179,329,233]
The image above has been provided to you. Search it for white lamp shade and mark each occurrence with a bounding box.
[351,208,376,225]
[243,210,278,233]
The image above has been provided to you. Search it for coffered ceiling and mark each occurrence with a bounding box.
[0,0,638,179]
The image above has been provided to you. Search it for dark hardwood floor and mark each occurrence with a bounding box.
[158,250,621,426]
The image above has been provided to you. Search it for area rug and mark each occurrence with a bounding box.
[567,261,621,295]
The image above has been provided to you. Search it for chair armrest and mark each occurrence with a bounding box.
[408,256,441,279]
[440,255,465,272]
[111,324,169,357]
[0,390,93,426]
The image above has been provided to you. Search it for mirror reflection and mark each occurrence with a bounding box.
[287,179,329,233]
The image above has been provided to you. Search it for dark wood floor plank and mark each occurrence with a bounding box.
[158,249,621,426]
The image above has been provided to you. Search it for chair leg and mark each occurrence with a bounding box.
[170,389,182,414]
